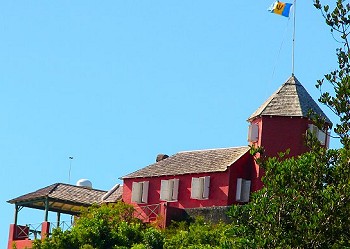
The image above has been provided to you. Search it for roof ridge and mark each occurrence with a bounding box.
[56,182,107,192]
[122,146,251,179]
[247,86,280,121]
[178,146,249,154]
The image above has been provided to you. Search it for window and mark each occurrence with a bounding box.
[191,176,210,200]
[248,123,259,142]
[131,181,149,204]
[160,179,179,201]
[308,124,327,146]
[236,178,251,202]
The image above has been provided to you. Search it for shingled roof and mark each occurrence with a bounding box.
[8,183,122,215]
[101,184,123,203]
[248,75,332,125]
[122,146,250,179]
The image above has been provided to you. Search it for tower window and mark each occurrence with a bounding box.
[248,123,259,142]
[308,124,328,146]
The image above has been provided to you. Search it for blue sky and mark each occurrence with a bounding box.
[0,1,341,246]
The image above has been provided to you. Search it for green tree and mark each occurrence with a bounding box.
[164,218,236,249]
[313,0,350,149]
[70,202,140,248]
[228,146,350,248]
[32,202,165,249]
[227,1,350,247]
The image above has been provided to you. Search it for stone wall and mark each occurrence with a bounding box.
[184,206,232,224]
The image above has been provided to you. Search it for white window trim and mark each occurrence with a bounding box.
[160,179,179,202]
[191,176,210,200]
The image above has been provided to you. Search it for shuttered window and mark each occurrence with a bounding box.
[131,181,149,203]
[308,124,328,146]
[191,176,210,200]
[248,123,259,142]
[236,178,251,202]
[160,179,179,201]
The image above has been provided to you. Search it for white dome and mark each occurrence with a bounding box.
[76,179,92,189]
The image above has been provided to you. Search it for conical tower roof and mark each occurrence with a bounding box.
[248,75,332,125]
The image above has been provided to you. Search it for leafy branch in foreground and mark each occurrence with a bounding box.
[314,0,350,149]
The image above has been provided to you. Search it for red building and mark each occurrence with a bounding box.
[122,146,253,226]
[121,75,332,226]
[7,75,332,248]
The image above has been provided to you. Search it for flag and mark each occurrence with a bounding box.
[268,1,293,17]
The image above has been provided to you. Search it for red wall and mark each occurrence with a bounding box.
[249,116,312,191]
[227,151,254,205]
[123,171,230,209]
[123,151,252,210]
[259,116,310,157]
[248,117,264,192]
[8,222,50,249]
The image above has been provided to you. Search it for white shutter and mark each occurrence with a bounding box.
[160,179,179,201]
[318,130,326,145]
[236,178,251,202]
[160,180,170,201]
[141,181,149,203]
[202,176,210,199]
[172,179,179,200]
[131,182,142,203]
[248,123,259,142]
[308,124,317,134]
[326,131,331,148]
[236,178,243,201]
[309,124,328,146]
[241,180,251,202]
[191,177,202,199]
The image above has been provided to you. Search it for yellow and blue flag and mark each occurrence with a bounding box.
[268,1,293,17]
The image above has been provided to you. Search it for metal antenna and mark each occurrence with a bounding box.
[292,0,296,76]
[68,156,73,184]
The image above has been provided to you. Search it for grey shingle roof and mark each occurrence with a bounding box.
[122,146,250,179]
[7,183,122,215]
[8,183,106,205]
[248,75,332,125]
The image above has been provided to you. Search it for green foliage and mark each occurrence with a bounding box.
[32,202,146,249]
[80,245,95,249]
[69,202,142,249]
[164,217,236,249]
[313,0,350,149]
[31,228,78,249]
[142,227,164,249]
[225,3,350,247]
[31,202,168,249]
[228,146,350,248]
[130,244,148,249]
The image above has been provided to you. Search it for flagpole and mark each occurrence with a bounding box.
[292,0,296,76]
